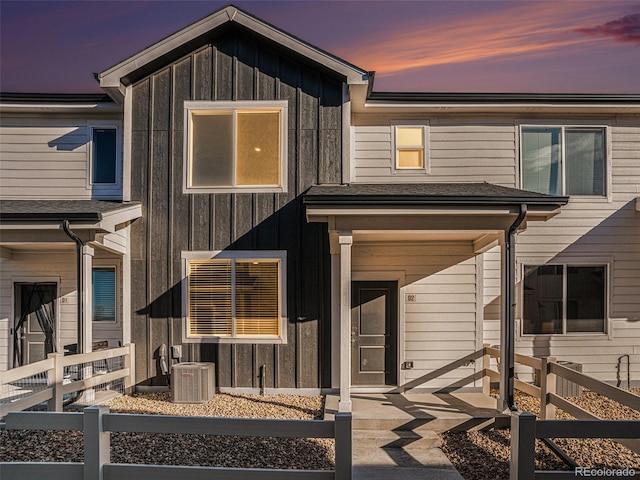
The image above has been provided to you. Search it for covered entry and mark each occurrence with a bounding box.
[352,281,398,386]
[304,183,568,412]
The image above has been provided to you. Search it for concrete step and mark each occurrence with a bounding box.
[352,414,508,433]
[353,428,442,449]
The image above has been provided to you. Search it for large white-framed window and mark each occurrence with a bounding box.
[392,124,429,174]
[182,250,287,343]
[183,101,288,193]
[521,263,607,335]
[87,122,122,198]
[520,125,607,196]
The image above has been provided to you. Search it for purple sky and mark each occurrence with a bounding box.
[1,1,639,94]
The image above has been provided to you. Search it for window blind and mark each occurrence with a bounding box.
[187,259,280,338]
[93,268,116,322]
[235,260,280,336]
[188,260,232,336]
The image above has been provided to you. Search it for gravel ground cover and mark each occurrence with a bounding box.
[441,388,640,480]
[0,392,334,470]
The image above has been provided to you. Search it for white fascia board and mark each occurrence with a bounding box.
[358,102,640,115]
[0,205,141,234]
[99,204,143,232]
[99,6,368,96]
[0,103,121,114]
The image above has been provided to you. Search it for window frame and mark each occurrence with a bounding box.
[391,123,430,175]
[518,124,610,198]
[87,123,122,196]
[183,101,288,194]
[519,262,609,336]
[91,265,118,324]
[181,250,288,344]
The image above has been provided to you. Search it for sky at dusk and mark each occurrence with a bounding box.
[1,0,639,94]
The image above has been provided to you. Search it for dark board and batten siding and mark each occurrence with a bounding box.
[130,31,342,388]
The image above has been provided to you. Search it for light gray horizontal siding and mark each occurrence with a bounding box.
[0,116,122,200]
[479,123,640,383]
[0,247,124,371]
[353,242,480,389]
[353,118,517,185]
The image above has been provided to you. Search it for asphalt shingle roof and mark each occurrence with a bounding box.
[0,200,140,221]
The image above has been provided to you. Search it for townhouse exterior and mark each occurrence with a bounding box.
[1,6,639,410]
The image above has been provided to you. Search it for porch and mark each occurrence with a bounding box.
[304,183,569,413]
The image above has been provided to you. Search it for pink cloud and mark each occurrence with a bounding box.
[338,2,629,77]
[576,13,640,45]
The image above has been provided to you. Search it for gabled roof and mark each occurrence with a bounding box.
[98,4,368,102]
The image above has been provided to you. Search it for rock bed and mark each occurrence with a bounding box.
[441,388,640,480]
[0,392,334,470]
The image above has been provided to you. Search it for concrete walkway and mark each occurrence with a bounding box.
[325,392,507,479]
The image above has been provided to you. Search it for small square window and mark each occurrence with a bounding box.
[92,128,117,184]
[185,101,287,193]
[395,126,427,171]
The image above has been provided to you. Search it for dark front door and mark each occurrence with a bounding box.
[351,281,397,386]
[14,283,57,367]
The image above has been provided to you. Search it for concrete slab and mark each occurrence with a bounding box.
[327,392,506,480]
[326,392,507,433]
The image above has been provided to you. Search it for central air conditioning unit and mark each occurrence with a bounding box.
[171,362,215,404]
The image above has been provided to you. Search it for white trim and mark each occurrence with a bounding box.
[87,122,123,199]
[122,85,133,202]
[180,250,288,344]
[392,123,430,174]
[183,101,288,194]
[91,263,119,324]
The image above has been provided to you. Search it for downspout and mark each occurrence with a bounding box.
[503,204,527,410]
[61,220,85,355]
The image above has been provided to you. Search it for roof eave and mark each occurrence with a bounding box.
[99,5,368,102]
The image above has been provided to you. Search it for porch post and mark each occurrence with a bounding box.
[330,232,340,389]
[82,245,94,354]
[338,231,353,413]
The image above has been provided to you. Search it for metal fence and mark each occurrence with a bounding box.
[0,406,352,480]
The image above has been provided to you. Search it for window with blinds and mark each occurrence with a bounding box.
[187,258,281,338]
[93,267,116,322]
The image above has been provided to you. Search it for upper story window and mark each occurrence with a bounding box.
[91,127,117,184]
[521,126,606,196]
[522,264,606,335]
[183,251,287,343]
[184,101,288,194]
[394,125,428,173]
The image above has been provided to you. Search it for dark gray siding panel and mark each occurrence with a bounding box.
[129,30,343,388]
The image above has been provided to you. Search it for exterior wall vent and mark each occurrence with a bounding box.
[171,362,215,403]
